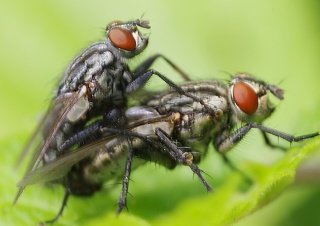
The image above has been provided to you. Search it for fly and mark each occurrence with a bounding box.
[14,18,198,204]
[17,106,184,223]
[17,73,319,223]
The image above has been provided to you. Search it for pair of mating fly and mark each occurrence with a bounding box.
[14,19,319,223]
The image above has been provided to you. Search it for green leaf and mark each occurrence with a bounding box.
[1,1,320,226]
[2,136,320,226]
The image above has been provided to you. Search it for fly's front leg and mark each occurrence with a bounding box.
[261,131,286,150]
[133,54,191,81]
[155,128,212,192]
[215,123,317,183]
[216,122,319,153]
[100,127,212,192]
[117,138,134,214]
[126,69,216,115]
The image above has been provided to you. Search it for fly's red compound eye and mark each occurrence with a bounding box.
[108,28,136,51]
[233,82,258,115]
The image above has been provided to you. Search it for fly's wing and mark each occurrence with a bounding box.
[16,134,117,187]
[16,95,67,167]
[16,112,174,187]
[14,86,87,203]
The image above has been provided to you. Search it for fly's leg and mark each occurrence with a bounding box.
[100,127,212,192]
[59,109,125,153]
[215,123,318,184]
[42,187,70,224]
[117,138,134,214]
[133,54,191,81]
[221,155,253,185]
[155,128,212,192]
[126,69,216,115]
[59,122,100,153]
[261,131,286,150]
[216,122,319,153]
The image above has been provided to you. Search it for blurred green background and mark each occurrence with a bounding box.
[1,1,320,225]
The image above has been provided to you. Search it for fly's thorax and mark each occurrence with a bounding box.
[143,80,230,157]
[174,85,229,142]
[88,68,129,108]
[57,42,112,95]
[176,109,226,157]
[228,73,279,124]
[146,80,228,114]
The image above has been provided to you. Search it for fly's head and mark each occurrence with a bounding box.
[106,19,150,59]
[228,73,284,123]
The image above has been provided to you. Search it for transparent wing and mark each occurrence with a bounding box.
[16,134,117,187]
[16,112,174,187]
[14,87,87,203]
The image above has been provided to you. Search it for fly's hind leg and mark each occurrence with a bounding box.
[42,187,70,225]
[155,128,212,192]
[220,154,253,186]
[117,138,134,214]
